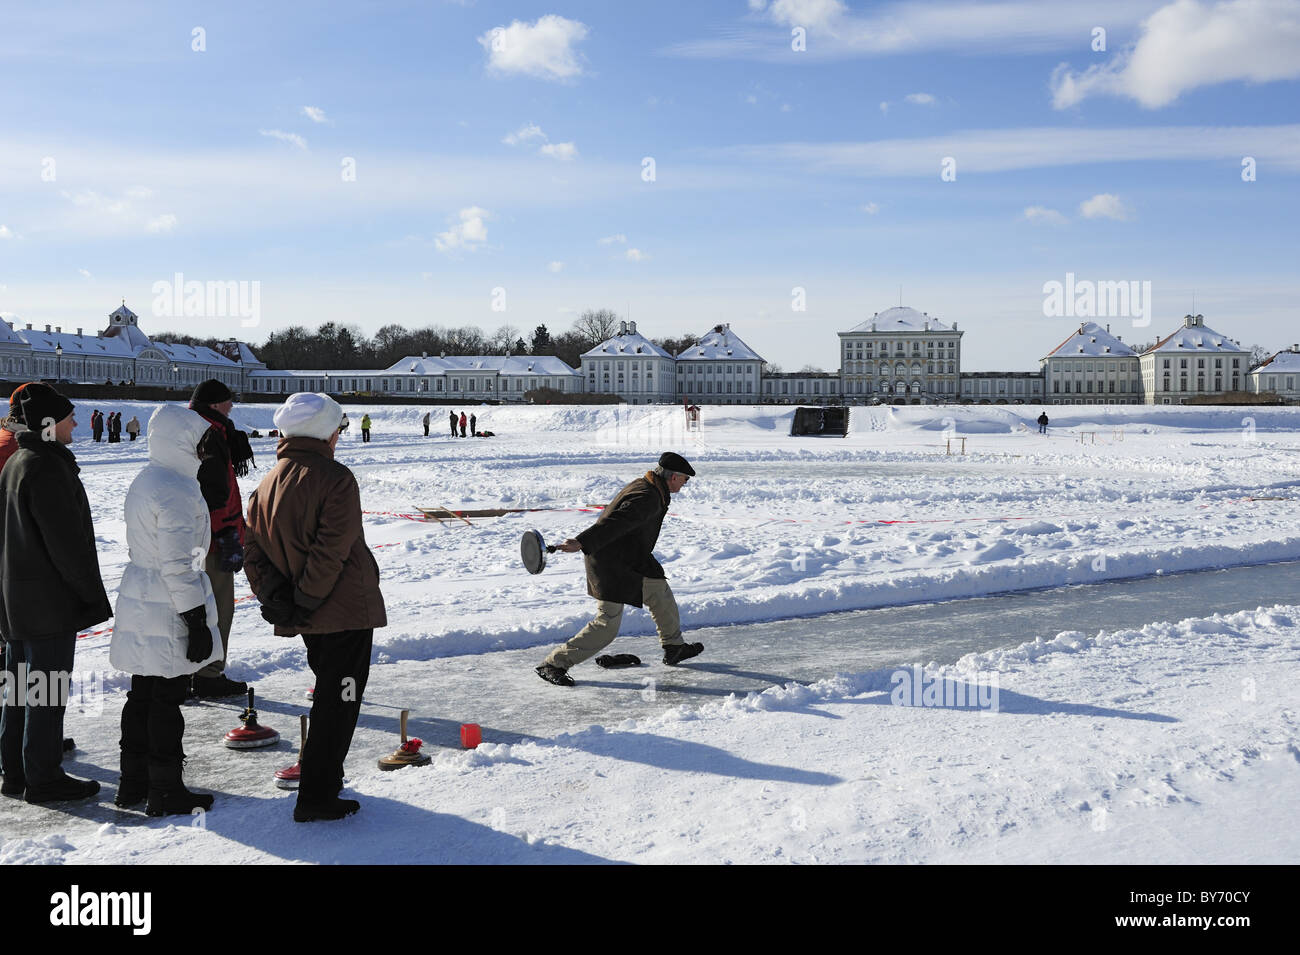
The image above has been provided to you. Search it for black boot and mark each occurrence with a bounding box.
[294,796,360,823]
[146,757,214,817]
[115,751,149,808]
[663,642,704,666]
[191,673,248,699]
[117,679,150,808]
[535,663,575,687]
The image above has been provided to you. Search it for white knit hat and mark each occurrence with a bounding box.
[273,393,344,441]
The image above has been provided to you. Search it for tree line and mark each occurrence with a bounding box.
[151,308,713,371]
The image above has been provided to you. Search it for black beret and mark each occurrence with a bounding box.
[658,451,695,477]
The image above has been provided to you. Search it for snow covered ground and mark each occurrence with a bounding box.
[2,401,1299,863]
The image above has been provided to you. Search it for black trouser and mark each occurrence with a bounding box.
[299,629,372,802]
[0,635,76,788]
[423,423,429,436]
[361,429,370,443]
[120,674,189,784]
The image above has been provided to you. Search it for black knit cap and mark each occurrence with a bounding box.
[18,382,74,430]
[191,378,233,405]
[658,451,695,477]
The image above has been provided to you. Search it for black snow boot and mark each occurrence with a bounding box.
[294,796,361,823]
[115,751,149,808]
[663,642,704,666]
[145,758,214,817]
[535,663,575,687]
[191,673,248,700]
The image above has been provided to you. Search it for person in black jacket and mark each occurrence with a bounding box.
[449,410,457,437]
[0,384,111,803]
[536,452,702,687]
[1037,411,1049,434]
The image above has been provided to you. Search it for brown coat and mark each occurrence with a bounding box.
[575,471,670,608]
[244,436,386,635]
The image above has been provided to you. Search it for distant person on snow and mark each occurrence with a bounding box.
[469,413,477,437]
[449,410,457,438]
[126,415,141,441]
[361,414,372,443]
[1037,412,1049,435]
[91,409,104,442]
[536,452,703,687]
[422,411,429,437]
[339,413,349,435]
[459,412,467,438]
[111,405,224,816]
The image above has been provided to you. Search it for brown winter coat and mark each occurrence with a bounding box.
[575,471,670,608]
[243,436,386,635]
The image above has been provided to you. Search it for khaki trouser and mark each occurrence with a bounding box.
[198,547,235,677]
[545,577,684,670]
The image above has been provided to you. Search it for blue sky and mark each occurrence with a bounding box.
[2,0,1298,370]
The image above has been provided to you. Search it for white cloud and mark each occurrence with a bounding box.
[302,106,329,123]
[260,129,308,149]
[598,233,627,245]
[1052,0,1300,109]
[712,124,1300,175]
[879,101,890,114]
[904,92,937,105]
[146,213,178,233]
[1078,193,1133,220]
[547,260,565,272]
[861,202,880,214]
[479,15,589,81]
[748,0,768,10]
[745,94,759,105]
[0,224,14,239]
[125,186,154,199]
[670,1,1158,60]
[503,123,546,145]
[435,206,490,252]
[420,271,433,280]
[540,141,578,160]
[625,248,646,262]
[780,103,792,112]
[62,189,130,216]
[764,0,848,32]
[1022,205,1069,224]
[78,269,93,279]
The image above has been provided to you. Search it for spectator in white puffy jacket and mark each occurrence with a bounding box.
[110,404,223,817]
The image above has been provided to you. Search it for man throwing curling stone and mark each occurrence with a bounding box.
[536,452,702,687]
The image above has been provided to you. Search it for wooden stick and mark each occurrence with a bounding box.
[400,709,409,745]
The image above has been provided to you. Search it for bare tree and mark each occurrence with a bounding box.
[488,324,521,354]
[1247,343,1272,366]
[574,308,621,346]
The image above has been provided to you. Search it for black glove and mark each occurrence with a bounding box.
[291,586,325,628]
[181,606,212,663]
[215,528,244,573]
[259,587,293,626]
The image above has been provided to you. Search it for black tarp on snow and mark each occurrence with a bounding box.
[790,406,849,437]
